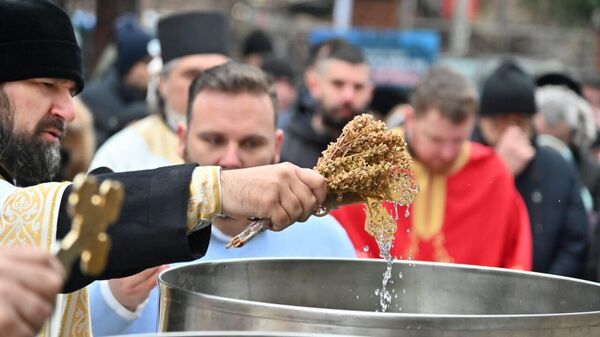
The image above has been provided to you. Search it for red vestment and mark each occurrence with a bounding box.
[332,141,532,270]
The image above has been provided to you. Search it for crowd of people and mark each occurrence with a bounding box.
[1,0,600,336]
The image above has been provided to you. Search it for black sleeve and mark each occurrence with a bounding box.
[58,164,212,292]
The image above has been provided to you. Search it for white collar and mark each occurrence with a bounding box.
[211,225,233,243]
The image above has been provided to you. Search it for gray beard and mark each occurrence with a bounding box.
[0,90,63,186]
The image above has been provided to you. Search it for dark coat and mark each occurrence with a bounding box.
[56,164,211,292]
[80,69,148,147]
[281,111,334,169]
[574,147,600,281]
[573,146,600,212]
[473,129,589,278]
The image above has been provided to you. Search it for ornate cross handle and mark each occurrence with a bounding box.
[56,174,124,278]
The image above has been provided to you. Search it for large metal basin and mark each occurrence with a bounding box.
[158,258,600,336]
[109,332,361,337]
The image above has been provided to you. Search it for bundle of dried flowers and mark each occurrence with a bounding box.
[227,114,418,249]
[314,114,418,245]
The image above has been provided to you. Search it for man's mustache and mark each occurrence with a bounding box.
[35,116,66,139]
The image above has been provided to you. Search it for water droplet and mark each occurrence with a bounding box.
[356,295,360,299]
[314,206,328,216]
[375,289,380,295]
[393,202,399,220]
[394,294,398,299]
[402,289,406,294]
[363,245,370,252]
[405,208,410,217]
[406,228,410,233]
[398,272,403,279]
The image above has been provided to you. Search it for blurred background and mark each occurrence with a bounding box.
[58,0,600,87]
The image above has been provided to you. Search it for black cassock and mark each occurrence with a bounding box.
[57,164,211,292]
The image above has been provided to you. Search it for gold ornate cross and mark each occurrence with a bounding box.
[56,174,124,278]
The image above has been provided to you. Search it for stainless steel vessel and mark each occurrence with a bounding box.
[158,258,600,336]
[109,332,362,337]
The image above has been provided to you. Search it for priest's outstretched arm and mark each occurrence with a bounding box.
[0,163,326,293]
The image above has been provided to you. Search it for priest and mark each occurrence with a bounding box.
[90,10,230,172]
[0,1,327,336]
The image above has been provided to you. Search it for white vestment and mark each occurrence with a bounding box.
[90,114,183,172]
[0,179,91,337]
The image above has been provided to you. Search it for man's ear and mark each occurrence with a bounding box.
[274,129,284,163]
[305,68,321,98]
[403,105,415,125]
[177,122,187,160]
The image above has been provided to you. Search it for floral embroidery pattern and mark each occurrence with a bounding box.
[0,182,91,337]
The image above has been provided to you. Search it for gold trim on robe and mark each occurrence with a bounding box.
[187,166,223,232]
[59,289,91,337]
[137,115,184,165]
[0,181,91,337]
[409,143,470,263]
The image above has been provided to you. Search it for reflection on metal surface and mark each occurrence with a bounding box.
[159,258,600,337]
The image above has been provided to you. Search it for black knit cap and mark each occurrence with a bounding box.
[0,0,84,94]
[158,11,230,65]
[480,59,536,117]
[261,56,295,82]
[241,29,273,57]
[115,14,153,77]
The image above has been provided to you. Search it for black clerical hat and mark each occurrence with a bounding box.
[158,11,230,65]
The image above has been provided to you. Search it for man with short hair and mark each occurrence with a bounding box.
[89,62,356,336]
[281,39,373,168]
[473,60,588,278]
[0,1,328,336]
[90,11,230,172]
[333,66,532,269]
